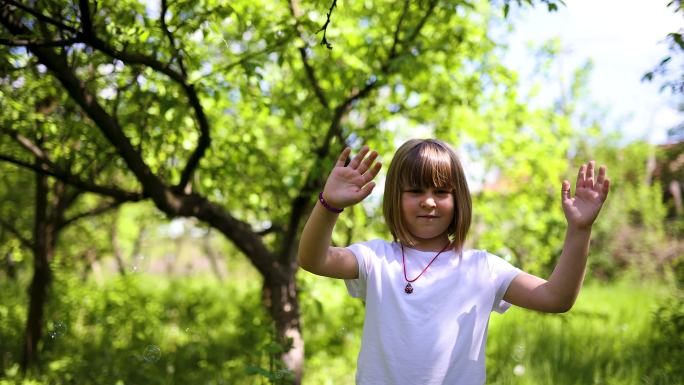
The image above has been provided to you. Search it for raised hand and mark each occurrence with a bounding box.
[561,161,610,230]
[322,145,382,209]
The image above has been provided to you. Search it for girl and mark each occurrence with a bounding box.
[298,138,610,385]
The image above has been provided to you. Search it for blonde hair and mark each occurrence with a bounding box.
[383,139,472,251]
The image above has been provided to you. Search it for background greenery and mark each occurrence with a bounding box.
[1,0,683,384]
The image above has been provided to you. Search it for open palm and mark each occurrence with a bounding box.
[562,161,610,229]
[322,146,382,209]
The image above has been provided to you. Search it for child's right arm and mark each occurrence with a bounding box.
[297,146,382,279]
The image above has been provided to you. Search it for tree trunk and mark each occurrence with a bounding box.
[202,230,224,282]
[21,171,53,372]
[110,209,127,276]
[262,273,304,385]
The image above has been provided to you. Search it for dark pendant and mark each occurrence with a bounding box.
[404,283,413,294]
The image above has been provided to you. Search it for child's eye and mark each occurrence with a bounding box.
[405,188,423,193]
[435,189,451,195]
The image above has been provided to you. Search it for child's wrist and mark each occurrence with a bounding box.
[319,192,344,214]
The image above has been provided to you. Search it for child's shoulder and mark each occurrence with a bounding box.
[461,249,509,264]
[347,238,394,250]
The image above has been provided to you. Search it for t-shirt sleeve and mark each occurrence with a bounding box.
[485,252,522,314]
[343,240,376,299]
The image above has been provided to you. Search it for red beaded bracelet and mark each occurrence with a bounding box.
[318,192,344,213]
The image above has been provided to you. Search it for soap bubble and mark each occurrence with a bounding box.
[130,254,145,273]
[513,364,525,376]
[143,345,161,363]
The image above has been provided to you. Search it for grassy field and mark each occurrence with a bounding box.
[486,280,673,385]
[300,276,678,385]
[0,273,678,385]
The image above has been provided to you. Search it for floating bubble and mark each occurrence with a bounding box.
[143,345,161,363]
[130,255,146,273]
[48,321,66,338]
[513,364,525,376]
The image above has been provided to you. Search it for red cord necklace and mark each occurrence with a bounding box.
[401,241,451,294]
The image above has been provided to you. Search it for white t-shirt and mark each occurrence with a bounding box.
[344,239,521,385]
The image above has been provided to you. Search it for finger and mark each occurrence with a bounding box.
[357,150,378,175]
[358,181,376,200]
[561,180,571,202]
[586,160,596,188]
[363,161,382,184]
[335,147,351,167]
[348,145,369,170]
[576,164,586,190]
[601,179,610,201]
[595,165,606,189]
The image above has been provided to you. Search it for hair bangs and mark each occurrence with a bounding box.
[400,145,455,190]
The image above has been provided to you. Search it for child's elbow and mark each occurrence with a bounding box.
[296,251,315,273]
[550,301,574,313]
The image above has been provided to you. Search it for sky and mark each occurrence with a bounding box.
[503,0,682,144]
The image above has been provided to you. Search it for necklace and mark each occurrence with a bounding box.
[401,241,451,294]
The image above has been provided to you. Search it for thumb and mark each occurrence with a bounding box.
[561,180,571,202]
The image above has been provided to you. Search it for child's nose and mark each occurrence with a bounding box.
[420,196,436,208]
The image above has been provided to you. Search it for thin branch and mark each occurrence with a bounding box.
[0,154,143,201]
[3,0,77,33]
[1,125,59,168]
[0,37,78,47]
[288,0,330,109]
[60,198,127,228]
[403,0,438,45]
[279,0,439,262]
[0,218,33,250]
[202,36,291,81]
[389,0,410,60]
[316,0,337,49]
[160,0,187,78]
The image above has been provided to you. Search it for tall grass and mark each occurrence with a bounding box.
[0,273,676,385]
[486,280,673,385]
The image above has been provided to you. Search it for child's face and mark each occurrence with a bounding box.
[400,186,454,251]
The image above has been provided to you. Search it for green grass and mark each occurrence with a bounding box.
[0,274,678,385]
[486,280,674,385]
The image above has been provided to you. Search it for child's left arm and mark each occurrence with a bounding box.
[503,161,610,313]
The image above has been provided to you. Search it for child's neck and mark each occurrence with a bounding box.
[405,237,451,252]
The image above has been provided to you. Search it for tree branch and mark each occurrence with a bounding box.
[60,198,127,229]
[0,153,143,201]
[316,0,337,49]
[288,0,330,109]
[0,37,78,47]
[279,0,438,263]
[160,0,187,78]
[0,218,33,250]
[3,0,78,33]
[73,1,211,192]
[0,4,284,283]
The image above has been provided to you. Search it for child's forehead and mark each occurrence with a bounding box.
[400,179,452,188]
